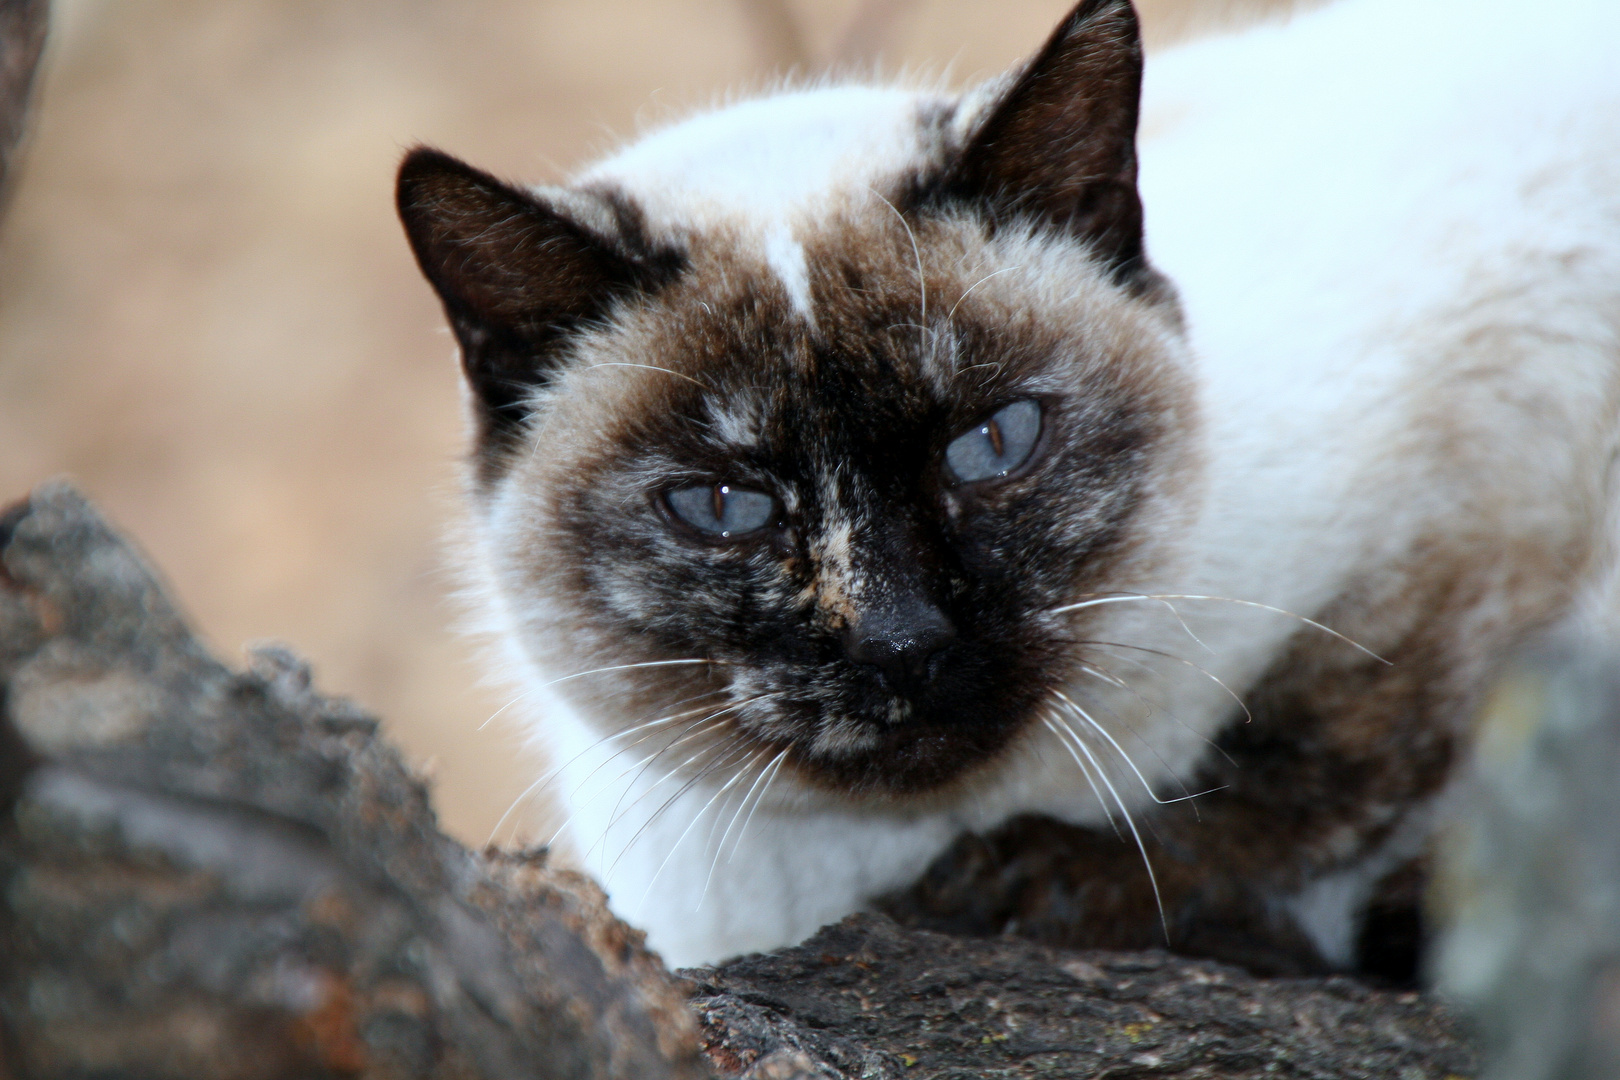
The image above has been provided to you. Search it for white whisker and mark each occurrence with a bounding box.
[606,733,749,875]
[487,771,558,849]
[1051,592,1212,653]
[1063,673,1209,814]
[1046,711,1169,942]
[945,265,1022,324]
[485,694,725,846]
[1076,655,1239,770]
[539,657,716,689]
[636,744,766,909]
[701,745,791,908]
[723,746,790,865]
[547,700,745,852]
[598,694,772,843]
[1053,690,1225,808]
[478,687,534,731]
[866,185,928,360]
[583,737,730,865]
[1082,639,1254,725]
[1043,713,1122,839]
[1052,592,1387,664]
[592,687,788,865]
[953,361,1004,381]
[527,696,732,836]
[1078,662,1128,689]
[581,361,711,390]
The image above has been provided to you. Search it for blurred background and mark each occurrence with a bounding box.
[0,0,1298,846]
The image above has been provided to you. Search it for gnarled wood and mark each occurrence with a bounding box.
[0,483,707,1080]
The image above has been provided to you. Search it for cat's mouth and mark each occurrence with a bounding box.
[773,686,1041,796]
[707,628,1061,796]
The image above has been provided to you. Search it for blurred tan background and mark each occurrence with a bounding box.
[0,0,1296,847]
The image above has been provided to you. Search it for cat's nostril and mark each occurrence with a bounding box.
[844,604,957,694]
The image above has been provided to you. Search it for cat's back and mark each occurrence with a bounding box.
[1139,0,1620,347]
[1129,0,1620,646]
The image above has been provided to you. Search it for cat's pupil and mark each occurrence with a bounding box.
[945,400,1042,484]
[667,483,776,538]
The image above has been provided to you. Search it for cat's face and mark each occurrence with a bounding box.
[400,0,1198,800]
[487,221,1190,797]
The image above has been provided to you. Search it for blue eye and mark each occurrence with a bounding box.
[666,484,777,537]
[945,399,1042,483]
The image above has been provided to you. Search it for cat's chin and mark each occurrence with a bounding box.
[785,707,1030,798]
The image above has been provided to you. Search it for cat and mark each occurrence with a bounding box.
[397,0,1620,977]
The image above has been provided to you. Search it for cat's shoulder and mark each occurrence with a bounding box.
[1142,0,1620,151]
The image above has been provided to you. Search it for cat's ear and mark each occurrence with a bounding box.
[396,147,675,446]
[936,0,1148,287]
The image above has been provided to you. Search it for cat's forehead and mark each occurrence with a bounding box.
[533,212,1167,484]
[513,82,1177,486]
[576,86,964,234]
[568,85,971,336]
[601,225,1002,388]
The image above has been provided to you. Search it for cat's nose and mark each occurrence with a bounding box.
[843,599,957,695]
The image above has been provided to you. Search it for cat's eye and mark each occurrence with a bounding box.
[945,400,1042,484]
[665,483,777,538]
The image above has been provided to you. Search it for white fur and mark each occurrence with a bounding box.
[579,86,929,230]
[763,224,816,321]
[495,0,1620,967]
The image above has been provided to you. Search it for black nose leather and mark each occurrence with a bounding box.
[843,599,957,694]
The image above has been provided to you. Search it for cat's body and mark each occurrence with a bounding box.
[399,0,1620,975]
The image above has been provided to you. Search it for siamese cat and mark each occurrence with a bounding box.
[397,0,1620,977]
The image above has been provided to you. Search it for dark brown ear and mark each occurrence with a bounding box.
[396,147,680,453]
[933,0,1148,287]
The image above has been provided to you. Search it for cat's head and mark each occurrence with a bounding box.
[398,0,1199,801]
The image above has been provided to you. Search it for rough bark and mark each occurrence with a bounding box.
[0,483,708,1080]
[688,912,1477,1080]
